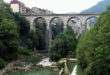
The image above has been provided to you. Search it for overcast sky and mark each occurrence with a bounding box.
[4,0,102,13]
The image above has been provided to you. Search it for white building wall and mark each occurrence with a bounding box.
[11,4,19,13]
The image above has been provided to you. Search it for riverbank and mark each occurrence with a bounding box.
[2,52,59,75]
[0,59,21,75]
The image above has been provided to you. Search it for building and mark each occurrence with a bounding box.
[31,7,41,14]
[10,0,33,14]
[26,7,34,15]
[32,7,53,15]
[10,0,53,15]
[10,0,26,14]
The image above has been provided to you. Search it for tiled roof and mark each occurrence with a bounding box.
[10,0,20,4]
[26,7,32,11]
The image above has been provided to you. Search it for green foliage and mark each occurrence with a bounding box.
[18,47,34,57]
[0,18,19,61]
[0,2,35,69]
[49,28,77,61]
[0,0,4,5]
[29,30,39,49]
[52,23,63,39]
[76,11,110,75]
[0,3,14,22]
[107,5,110,12]
[36,22,46,33]
[0,3,31,50]
[0,58,6,69]
[58,62,65,69]
[24,22,46,50]
[36,28,45,50]
[35,22,46,50]
[14,13,30,38]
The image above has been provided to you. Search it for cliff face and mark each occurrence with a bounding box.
[81,0,110,14]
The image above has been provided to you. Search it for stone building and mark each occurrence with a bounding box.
[10,0,53,15]
[10,0,33,14]
[32,7,53,15]
[10,0,26,14]
[26,7,34,15]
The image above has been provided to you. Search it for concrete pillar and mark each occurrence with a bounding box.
[30,19,36,31]
[63,21,67,32]
[63,25,67,32]
[46,23,52,49]
[82,21,86,33]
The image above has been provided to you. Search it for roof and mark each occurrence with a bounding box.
[26,7,32,11]
[10,0,20,4]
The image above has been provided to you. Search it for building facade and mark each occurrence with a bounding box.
[32,7,53,15]
[10,0,26,14]
[10,0,32,14]
[10,0,53,15]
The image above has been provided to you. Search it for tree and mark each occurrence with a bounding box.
[0,19,19,61]
[49,28,77,61]
[107,5,110,12]
[35,22,46,50]
[14,13,30,38]
[76,11,110,75]
[52,23,63,39]
[0,3,14,22]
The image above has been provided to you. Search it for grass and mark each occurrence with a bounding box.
[67,60,77,73]
[77,65,85,75]
[14,53,44,67]
[66,59,85,75]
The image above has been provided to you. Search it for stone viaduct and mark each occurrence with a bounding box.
[21,14,100,49]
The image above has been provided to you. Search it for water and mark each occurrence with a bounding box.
[7,68,58,75]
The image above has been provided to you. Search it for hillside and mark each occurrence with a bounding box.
[0,0,3,4]
[80,0,110,14]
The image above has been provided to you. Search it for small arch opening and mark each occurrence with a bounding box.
[67,17,82,36]
[33,17,47,50]
[85,16,98,30]
[50,17,64,40]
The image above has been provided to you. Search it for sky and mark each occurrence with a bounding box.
[4,0,102,13]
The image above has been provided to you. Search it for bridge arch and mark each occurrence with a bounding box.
[67,16,82,36]
[33,17,48,49]
[85,16,98,30]
[21,14,100,48]
[49,17,64,25]
[49,17,64,39]
[33,17,47,25]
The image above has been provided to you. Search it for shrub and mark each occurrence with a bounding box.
[0,19,19,61]
[18,47,33,56]
[0,58,6,69]
[49,28,77,61]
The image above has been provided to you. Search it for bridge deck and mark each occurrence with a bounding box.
[21,14,100,16]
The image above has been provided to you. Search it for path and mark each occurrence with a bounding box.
[71,65,77,75]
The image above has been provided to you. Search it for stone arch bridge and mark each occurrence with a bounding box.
[21,14,100,49]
